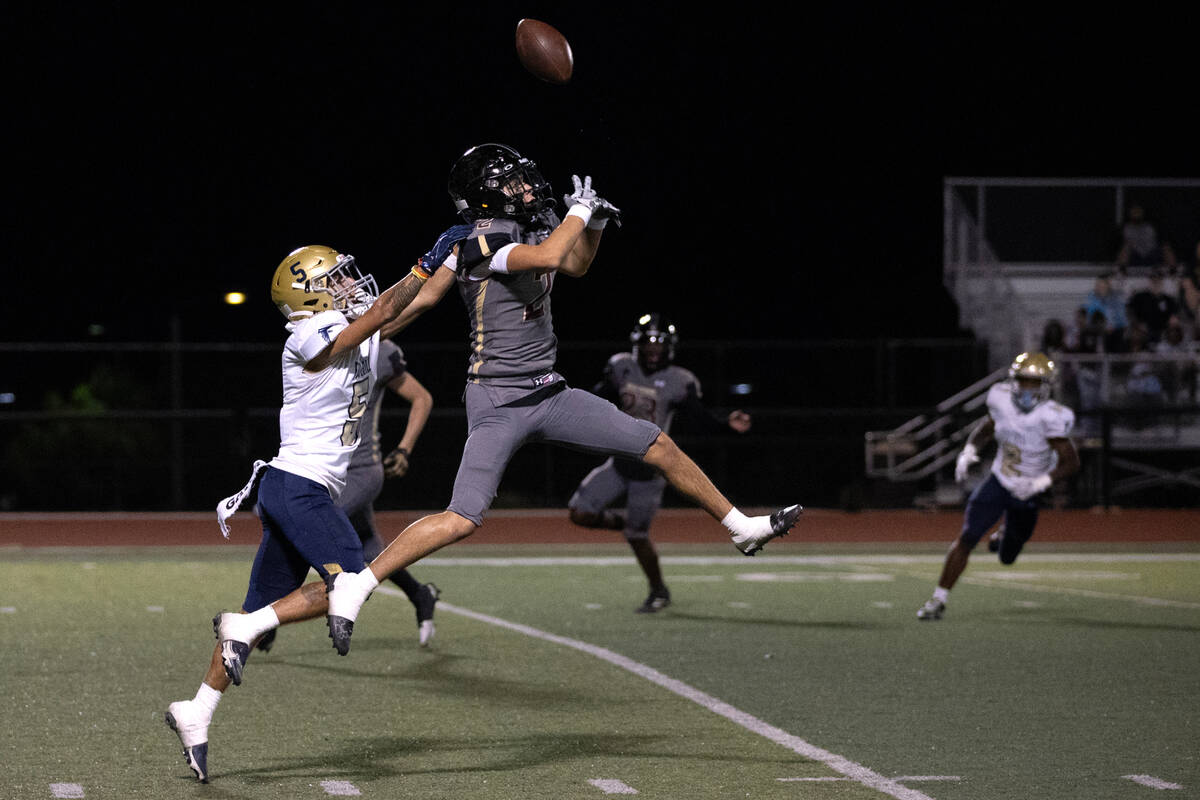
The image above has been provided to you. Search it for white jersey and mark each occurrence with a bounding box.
[269,310,379,500]
[986,381,1075,492]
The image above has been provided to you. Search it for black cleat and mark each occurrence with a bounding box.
[732,504,803,556]
[987,527,1003,553]
[324,570,375,655]
[255,628,277,653]
[327,615,354,656]
[415,583,440,647]
[165,703,209,783]
[635,587,671,614]
[213,613,251,686]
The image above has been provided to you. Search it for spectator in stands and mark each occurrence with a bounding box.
[1064,306,1089,352]
[1127,268,1180,343]
[1155,317,1197,403]
[1084,273,1128,350]
[1073,309,1107,436]
[1178,241,1200,340]
[1040,318,1066,356]
[1115,204,1176,268]
[1123,322,1165,413]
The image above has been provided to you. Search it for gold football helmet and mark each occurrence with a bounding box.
[1008,351,1056,412]
[270,245,379,322]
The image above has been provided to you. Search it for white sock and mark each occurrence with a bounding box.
[244,605,280,639]
[721,508,768,538]
[933,587,950,603]
[358,568,380,591]
[194,683,222,717]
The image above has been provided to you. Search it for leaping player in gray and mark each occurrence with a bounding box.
[210,143,804,665]
[569,313,752,613]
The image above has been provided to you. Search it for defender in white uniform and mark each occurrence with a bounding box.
[165,239,450,783]
[917,352,1080,621]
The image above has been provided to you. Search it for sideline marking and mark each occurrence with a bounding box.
[319,780,362,796]
[0,606,15,613]
[50,785,84,798]
[956,575,1200,610]
[780,776,960,783]
[418,554,1200,566]
[377,588,936,800]
[1122,774,1183,790]
[588,778,639,794]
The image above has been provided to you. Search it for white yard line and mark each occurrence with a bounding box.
[49,785,84,798]
[376,587,936,800]
[319,779,362,796]
[956,575,1200,610]
[1122,774,1183,790]
[587,778,639,794]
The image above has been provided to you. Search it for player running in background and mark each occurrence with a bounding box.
[568,313,752,613]
[291,142,803,654]
[164,240,454,783]
[254,337,440,655]
[917,352,1080,621]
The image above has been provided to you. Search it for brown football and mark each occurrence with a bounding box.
[515,18,573,84]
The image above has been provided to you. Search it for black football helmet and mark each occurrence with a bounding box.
[447,143,555,222]
[630,313,677,373]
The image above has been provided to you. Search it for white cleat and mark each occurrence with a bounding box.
[326,570,375,655]
[731,504,803,556]
[165,700,210,783]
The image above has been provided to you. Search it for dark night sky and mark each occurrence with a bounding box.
[9,3,1198,347]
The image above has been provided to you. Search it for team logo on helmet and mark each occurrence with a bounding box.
[270,245,379,323]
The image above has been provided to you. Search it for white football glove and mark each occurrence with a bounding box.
[563,174,597,210]
[954,443,980,484]
[1012,473,1052,501]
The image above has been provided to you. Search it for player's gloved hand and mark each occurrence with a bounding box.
[562,174,598,210]
[415,223,474,278]
[383,446,410,478]
[589,196,622,228]
[954,443,979,484]
[1012,472,1052,500]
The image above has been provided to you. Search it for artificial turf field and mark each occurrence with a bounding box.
[2,540,1198,800]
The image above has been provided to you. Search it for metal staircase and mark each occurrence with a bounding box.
[863,366,1005,484]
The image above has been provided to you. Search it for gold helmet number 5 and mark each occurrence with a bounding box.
[270,245,380,322]
[1009,351,1056,413]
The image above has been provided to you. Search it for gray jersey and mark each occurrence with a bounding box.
[603,353,702,434]
[455,212,563,394]
[348,339,408,468]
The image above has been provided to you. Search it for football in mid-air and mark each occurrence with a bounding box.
[515,18,573,84]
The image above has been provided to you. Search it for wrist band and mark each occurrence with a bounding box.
[566,203,594,225]
[410,266,431,281]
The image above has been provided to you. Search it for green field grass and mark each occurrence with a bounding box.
[2,543,1198,800]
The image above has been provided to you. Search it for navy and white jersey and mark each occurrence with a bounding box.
[602,352,702,434]
[269,309,379,500]
[452,211,563,395]
[986,381,1075,493]
[348,339,408,469]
